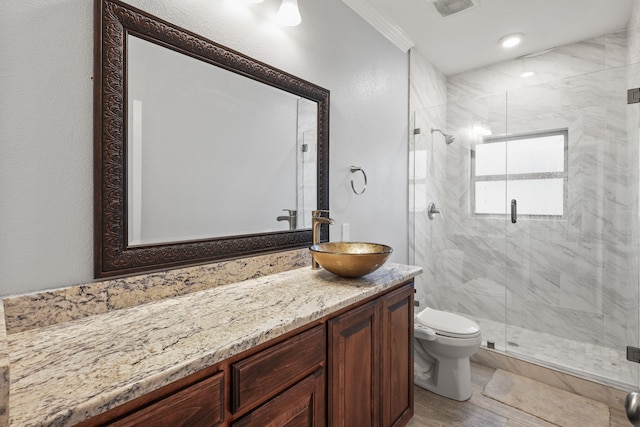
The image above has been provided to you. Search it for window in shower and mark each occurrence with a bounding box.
[471,129,568,217]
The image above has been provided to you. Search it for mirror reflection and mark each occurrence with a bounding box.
[126,35,317,246]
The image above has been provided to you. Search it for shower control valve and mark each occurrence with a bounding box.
[427,202,441,220]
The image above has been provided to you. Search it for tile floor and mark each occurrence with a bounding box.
[471,316,638,390]
[407,362,631,427]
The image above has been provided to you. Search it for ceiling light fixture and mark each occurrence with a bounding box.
[277,0,302,26]
[499,33,523,48]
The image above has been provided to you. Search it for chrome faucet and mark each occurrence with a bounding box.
[311,210,334,269]
[277,209,298,230]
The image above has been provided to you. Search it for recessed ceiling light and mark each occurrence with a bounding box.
[500,33,523,48]
[521,71,534,78]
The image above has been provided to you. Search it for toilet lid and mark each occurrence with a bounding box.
[416,307,480,338]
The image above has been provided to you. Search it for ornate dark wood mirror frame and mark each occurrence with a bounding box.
[94,0,329,278]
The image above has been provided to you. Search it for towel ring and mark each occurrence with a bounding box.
[350,166,367,195]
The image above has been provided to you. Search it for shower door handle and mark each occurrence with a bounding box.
[511,199,517,224]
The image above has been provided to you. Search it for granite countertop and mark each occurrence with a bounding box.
[6,263,422,426]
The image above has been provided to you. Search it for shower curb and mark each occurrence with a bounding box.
[471,347,629,410]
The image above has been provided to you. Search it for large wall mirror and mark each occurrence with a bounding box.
[95,0,329,278]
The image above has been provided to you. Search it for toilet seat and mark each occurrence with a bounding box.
[416,307,480,339]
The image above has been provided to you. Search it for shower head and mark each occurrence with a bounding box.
[431,128,455,145]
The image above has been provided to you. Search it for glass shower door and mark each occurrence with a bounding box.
[504,64,640,389]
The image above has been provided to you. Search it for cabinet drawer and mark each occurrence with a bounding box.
[232,368,325,427]
[109,371,224,427]
[232,324,325,414]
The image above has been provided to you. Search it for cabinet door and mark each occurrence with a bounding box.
[328,300,380,427]
[232,368,325,427]
[380,284,414,427]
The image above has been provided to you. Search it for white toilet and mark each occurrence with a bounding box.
[413,307,482,401]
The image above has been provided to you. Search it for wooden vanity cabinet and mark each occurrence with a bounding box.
[78,281,414,427]
[328,283,414,427]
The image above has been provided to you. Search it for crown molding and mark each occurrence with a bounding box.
[342,0,415,52]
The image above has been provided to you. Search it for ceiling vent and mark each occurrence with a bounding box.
[430,0,479,17]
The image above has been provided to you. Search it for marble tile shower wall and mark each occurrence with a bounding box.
[447,31,628,103]
[419,30,640,350]
[409,51,447,310]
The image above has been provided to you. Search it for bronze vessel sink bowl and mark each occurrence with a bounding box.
[309,242,393,278]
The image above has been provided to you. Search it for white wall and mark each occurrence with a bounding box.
[0,0,408,296]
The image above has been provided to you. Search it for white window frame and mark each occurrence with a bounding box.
[471,129,568,219]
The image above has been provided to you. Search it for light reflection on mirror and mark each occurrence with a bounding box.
[126,35,317,246]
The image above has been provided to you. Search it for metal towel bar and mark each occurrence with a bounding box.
[350,166,367,195]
